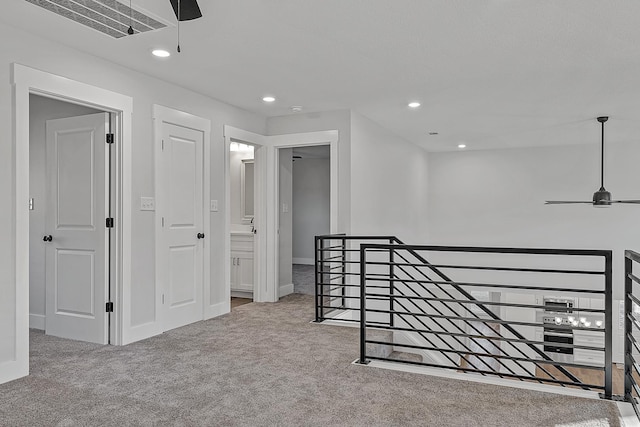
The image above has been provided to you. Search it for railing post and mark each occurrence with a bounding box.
[359,244,368,364]
[604,251,613,400]
[341,237,346,309]
[314,236,321,322]
[389,238,395,328]
[625,254,633,403]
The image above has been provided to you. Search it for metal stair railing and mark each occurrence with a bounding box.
[316,234,543,378]
[624,250,640,419]
[315,235,397,323]
[386,239,590,388]
[384,253,553,381]
[357,242,613,399]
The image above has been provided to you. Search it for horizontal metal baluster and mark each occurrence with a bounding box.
[391,266,537,382]
[392,250,565,384]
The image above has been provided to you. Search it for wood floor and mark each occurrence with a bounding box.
[231,297,252,309]
[458,358,628,395]
[535,362,628,395]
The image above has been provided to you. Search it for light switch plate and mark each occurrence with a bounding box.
[210,200,219,212]
[140,197,155,211]
[282,203,289,213]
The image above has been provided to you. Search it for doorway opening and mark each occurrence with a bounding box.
[279,145,330,297]
[28,94,115,345]
[229,141,256,309]
[9,64,133,383]
[223,126,337,313]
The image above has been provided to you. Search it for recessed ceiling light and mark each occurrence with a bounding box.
[263,96,276,103]
[458,144,467,149]
[290,106,303,112]
[408,101,421,108]
[152,49,170,58]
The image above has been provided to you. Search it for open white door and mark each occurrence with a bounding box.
[159,122,204,331]
[45,113,109,344]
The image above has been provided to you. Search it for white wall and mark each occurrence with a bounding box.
[267,110,430,241]
[28,95,101,329]
[292,157,330,263]
[427,142,640,362]
[278,149,293,292]
[1,21,265,374]
[350,112,430,242]
[230,150,254,225]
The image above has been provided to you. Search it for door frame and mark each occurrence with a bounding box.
[268,131,339,301]
[153,105,211,330]
[223,126,338,303]
[223,126,267,302]
[10,63,133,382]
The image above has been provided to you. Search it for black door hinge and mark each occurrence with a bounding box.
[106,302,114,313]
[106,133,114,144]
[106,218,114,228]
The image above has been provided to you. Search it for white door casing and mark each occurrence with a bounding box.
[10,63,133,385]
[223,126,338,304]
[45,113,109,344]
[158,122,205,331]
[223,127,267,302]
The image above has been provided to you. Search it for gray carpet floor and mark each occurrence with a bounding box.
[293,263,315,295]
[0,294,620,426]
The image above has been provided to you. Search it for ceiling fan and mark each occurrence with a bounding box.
[169,0,203,21]
[545,116,640,206]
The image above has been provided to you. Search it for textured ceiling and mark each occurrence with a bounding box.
[5,0,640,151]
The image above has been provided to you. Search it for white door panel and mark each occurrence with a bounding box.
[45,113,109,344]
[160,123,204,331]
[55,249,95,317]
[169,245,197,307]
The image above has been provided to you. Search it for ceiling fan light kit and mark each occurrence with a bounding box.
[545,116,640,207]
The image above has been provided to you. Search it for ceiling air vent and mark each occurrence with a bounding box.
[24,0,167,38]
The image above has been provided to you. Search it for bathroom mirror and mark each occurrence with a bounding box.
[241,159,254,222]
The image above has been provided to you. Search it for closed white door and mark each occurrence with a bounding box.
[159,122,204,331]
[45,113,109,344]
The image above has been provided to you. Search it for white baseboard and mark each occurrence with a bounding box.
[122,321,163,345]
[279,283,294,297]
[205,301,230,319]
[231,290,253,299]
[292,257,314,265]
[29,313,45,330]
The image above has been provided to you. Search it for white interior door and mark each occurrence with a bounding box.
[160,122,204,331]
[45,112,109,344]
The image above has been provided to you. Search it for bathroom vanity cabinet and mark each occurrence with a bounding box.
[230,233,254,294]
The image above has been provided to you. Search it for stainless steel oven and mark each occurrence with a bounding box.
[542,315,574,363]
[543,297,574,315]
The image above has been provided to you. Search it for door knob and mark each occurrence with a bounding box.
[43,235,53,242]
[197,233,205,239]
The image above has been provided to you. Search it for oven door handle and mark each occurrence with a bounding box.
[544,331,573,338]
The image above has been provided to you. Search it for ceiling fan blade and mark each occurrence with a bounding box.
[545,201,593,204]
[611,200,640,204]
[169,0,202,21]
